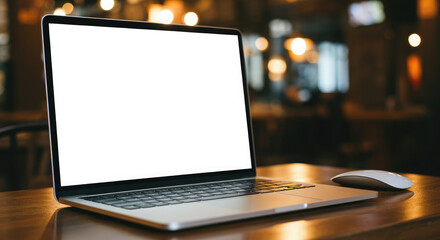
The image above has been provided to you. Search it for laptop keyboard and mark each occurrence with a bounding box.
[82,179,314,210]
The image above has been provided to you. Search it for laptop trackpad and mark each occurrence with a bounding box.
[202,193,319,212]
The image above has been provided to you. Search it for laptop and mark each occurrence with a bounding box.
[41,15,377,231]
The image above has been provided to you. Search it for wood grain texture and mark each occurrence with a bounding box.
[1,163,439,240]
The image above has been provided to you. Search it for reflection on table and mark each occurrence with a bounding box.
[1,163,439,240]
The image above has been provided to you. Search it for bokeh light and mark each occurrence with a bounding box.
[100,0,115,11]
[184,12,198,26]
[408,33,421,47]
[268,57,287,74]
[62,3,74,15]
[407,54,422,90]
[158,9,174,24]
[148,4,163,23]
[255,37,269,51]
[291,37,307,55]
[127,0,141,4]
[53,8,66,16]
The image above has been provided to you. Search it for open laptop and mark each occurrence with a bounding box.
[42,15,377,231]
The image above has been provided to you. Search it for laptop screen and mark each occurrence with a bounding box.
[47,21,253,187]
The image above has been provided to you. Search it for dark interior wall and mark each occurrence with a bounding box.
[346,0,419,109]
[346,24,389,109]
[420,15,440,108]
[8,0,46,111]
[418,2,440,176]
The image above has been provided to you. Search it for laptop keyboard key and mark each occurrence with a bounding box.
[181,199,199,203]
[163,200,181,204]
[150,202,169,206]
[103,200,126,205]
[113,202,140,207]
[136,203,155,208]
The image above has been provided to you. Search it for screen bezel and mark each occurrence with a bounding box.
[41,15,257,200]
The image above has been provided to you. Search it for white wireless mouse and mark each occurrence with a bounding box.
[331,170,413,190]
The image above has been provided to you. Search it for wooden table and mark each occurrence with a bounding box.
[0,163,439,240]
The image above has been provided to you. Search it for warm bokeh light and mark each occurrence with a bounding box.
[62,3,74,15]
[268,57,287,82]
[284,38,293,50]
[268,57,287,74]
[100,0,115,11]
[53,8,66,16]
[127,0,141,4]
[158,9,174,24]
[255,37,269,51]
[418,0,438,19]
[184,12,198,26]
[408,33,421,47]
[285,37,315,62]
[291,37,307,55]
[407,54,422,91]
[148,4,163,23]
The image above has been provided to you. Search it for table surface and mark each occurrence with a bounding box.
[1,163,439,240]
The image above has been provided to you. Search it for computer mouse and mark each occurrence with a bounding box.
[331,170,413,190]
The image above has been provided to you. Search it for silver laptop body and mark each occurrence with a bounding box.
[42,15,377,231]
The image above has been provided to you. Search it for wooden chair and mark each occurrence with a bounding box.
[0,120,50,190]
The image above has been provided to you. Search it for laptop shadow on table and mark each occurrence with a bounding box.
[40,190,413,240]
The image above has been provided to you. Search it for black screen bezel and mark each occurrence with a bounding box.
[41,15,257,200]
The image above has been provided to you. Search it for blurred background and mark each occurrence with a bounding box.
[1,0,440,191]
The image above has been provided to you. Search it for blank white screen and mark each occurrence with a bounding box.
[48,23,252,187]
